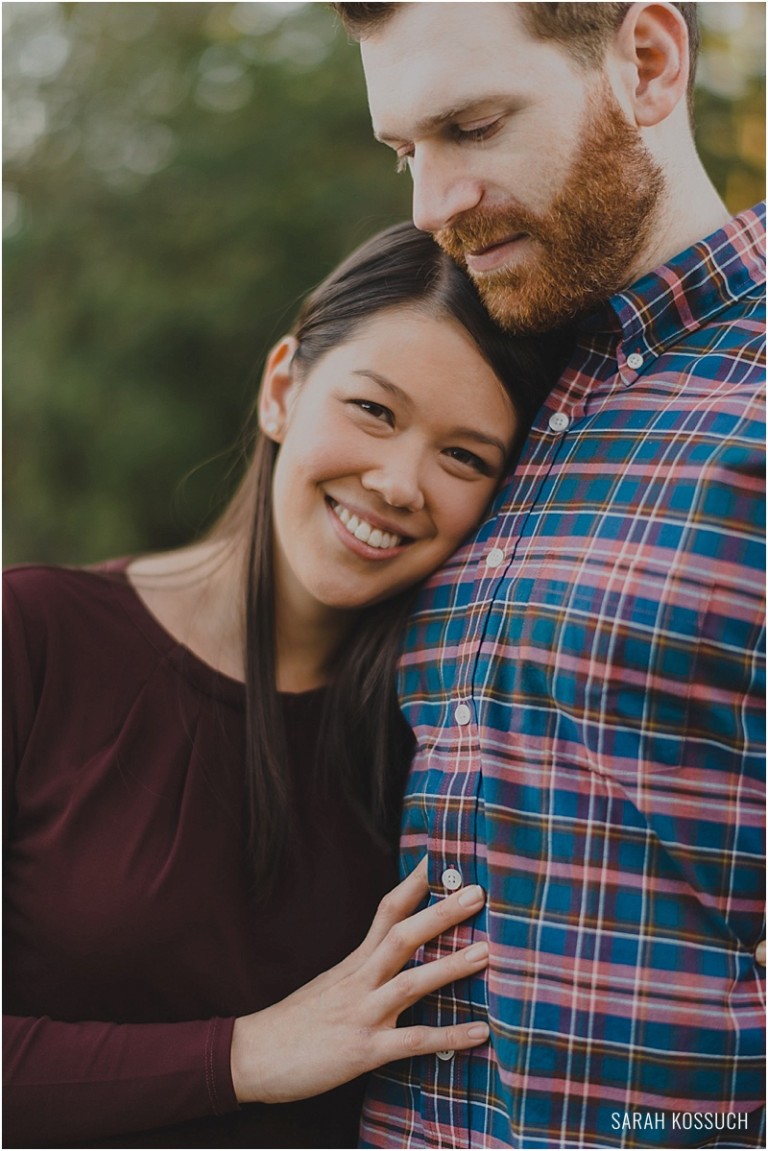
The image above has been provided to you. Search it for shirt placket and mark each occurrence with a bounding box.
[420,597,484,1145]
[420,388,587,1147]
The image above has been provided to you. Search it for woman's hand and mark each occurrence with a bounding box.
[230,857,488,1103]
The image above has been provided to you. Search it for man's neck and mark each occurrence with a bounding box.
[628,159,733,287]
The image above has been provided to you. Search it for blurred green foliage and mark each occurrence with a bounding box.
[4,2,765,565]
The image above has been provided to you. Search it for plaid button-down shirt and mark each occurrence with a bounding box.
[362,204,766,1150]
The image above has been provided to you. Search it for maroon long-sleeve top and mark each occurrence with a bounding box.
[3,564,403,1148]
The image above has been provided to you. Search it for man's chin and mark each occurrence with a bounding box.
[470,271,553,335]
[473,265,607,334]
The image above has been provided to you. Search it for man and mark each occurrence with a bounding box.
[333,4,765,1148]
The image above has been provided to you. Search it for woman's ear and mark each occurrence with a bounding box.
[613,2,689,128]
[258,335,299,443]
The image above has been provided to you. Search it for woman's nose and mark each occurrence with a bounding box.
[360,446,426,512]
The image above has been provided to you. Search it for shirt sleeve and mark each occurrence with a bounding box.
[3,575,240,1143]
[3,575,33,845]
[3,1013,239,1145]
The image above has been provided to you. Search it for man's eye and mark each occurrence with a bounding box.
[351,399,394,425]
[453,119,501,144]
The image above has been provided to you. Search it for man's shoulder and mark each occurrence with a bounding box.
[663,282,765,404]
[607,203,765,386]
[679,201,765,321]
[673,287,764,362]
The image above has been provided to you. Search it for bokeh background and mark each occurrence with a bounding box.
[4,1,765,566]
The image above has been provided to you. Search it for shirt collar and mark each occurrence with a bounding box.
[578,201,766,376]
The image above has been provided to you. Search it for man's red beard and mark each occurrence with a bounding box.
[435,90,665,334]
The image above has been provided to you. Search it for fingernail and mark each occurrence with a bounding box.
[466,942,489,962]
[458,884,485,907]
[468,1023,489,1040]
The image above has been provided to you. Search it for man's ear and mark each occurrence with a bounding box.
[258,336,299,443]
[613,2,689,128]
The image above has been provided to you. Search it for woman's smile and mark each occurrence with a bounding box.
[326,496,410,555]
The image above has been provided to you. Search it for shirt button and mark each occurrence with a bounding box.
[486,547,505,568]
[454,703,471,726]
[627,351,644,370]
[548,411,570,433]
[436,1049,455,1061]
[441,867,463,891]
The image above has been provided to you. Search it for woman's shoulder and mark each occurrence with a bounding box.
[4,562,142,681]
[4,561,131,629]
[3,563,151,755]
[5,559,124,587]
[5,548,247,700]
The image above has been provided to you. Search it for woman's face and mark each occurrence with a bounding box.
[263,305,517,619]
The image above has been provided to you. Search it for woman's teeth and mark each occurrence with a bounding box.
[331,500,402,550]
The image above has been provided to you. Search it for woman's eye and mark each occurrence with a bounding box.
[444,447,493,476]
[350,399,395,426]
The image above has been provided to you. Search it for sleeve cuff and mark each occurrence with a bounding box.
[205,1015,239,1116]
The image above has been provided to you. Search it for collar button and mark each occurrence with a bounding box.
[548,411,570,433]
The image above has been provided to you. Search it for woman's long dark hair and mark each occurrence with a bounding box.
[214,222,556,893]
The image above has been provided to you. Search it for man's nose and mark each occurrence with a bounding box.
[361,446,426,512]
[410,149,483,234]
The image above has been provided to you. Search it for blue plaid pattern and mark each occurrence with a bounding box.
[361,205,766,1148]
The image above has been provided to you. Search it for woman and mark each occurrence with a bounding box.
[4,224,553,1148]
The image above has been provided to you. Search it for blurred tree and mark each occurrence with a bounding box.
[4,1,412,563]
[696,3,765,210]
[3,2,765,565]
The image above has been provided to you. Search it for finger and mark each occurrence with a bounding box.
[756,939,766,965]
[366,883,486,984]
[377,1020,490,1064]
[376,941,489,1015]
[357,857,429,957]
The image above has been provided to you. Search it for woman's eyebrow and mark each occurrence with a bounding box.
[352,369,413,406]
[449,428,508,456]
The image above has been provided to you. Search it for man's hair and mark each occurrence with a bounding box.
[332,3,700,115]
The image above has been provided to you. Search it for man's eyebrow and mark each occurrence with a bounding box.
[353,370,508,456]
[374,97,508,145]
